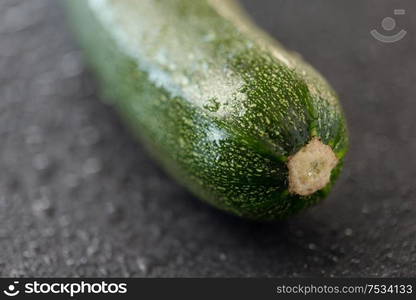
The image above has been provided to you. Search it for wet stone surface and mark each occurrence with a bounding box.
[0,0,416,276]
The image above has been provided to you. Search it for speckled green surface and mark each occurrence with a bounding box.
[65,0,348,220]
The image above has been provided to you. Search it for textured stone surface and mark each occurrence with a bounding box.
[0,0,415,277]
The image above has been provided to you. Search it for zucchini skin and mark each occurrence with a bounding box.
[65,0,348,220]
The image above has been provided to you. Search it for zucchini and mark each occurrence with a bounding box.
[65,0,348,220]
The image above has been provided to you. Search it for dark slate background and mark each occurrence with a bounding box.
[0,0,415,277]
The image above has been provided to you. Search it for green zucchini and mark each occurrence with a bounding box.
[65,0,348,220]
